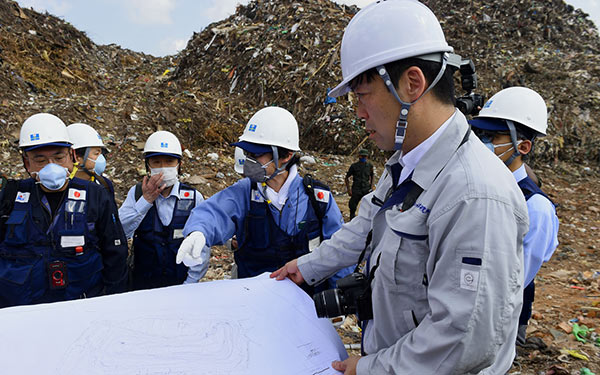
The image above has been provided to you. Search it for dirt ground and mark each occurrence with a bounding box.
[198,153,600,374]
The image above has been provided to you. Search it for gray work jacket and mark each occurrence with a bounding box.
[298,111,529,374]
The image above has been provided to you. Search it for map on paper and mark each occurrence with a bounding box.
[0,274,347,374]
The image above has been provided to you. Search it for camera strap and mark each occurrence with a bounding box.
[354,230,372,274]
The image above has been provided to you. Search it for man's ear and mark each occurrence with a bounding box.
[279,152,293,166]
[400,66,427,102]
[518,140,532,156]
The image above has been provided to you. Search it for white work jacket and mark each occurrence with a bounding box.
[298,111,529,374]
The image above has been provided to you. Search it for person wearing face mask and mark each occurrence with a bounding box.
[176,106,353,291]
[66,123,114,196]
[345,149,374,220]
[118,131,205,290]
[469,87,559,350]
[0,113,128,308]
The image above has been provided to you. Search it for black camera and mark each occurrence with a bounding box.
[313,272,373,321]
[456,59,485,116]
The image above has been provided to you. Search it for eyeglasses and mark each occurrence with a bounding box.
[28,152,70,165]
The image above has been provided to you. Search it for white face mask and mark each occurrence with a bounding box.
[150,166,179,187]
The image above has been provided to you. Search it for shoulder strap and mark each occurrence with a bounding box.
[0,179,20,217]
[302,174,330,240]
[134,182,143,202]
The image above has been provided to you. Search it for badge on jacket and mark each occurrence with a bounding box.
[314,188,329,203]
[179,190,194,199]
[15,192,30,203]
[68,188,86,201]
[251,189,264,203]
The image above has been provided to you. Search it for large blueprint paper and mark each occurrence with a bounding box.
[0,274,347,374]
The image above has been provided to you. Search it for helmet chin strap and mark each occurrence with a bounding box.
[266,146,290,181]
[376,52,449,151]
[504,120,522,166]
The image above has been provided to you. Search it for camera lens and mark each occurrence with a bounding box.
[313,288,346,318]
[457,98,474,116]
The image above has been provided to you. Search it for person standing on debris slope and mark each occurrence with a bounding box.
[67,123,115,197]
[0,113,128,308]
[469,87,559,347]
[271,1,529,374]
[175,106,352,291]
[345,148,373,220]
[118,131,205,290]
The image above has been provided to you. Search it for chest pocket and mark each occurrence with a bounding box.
[4,210,29,245]
[381,208,429,288]
[246,205,270,249]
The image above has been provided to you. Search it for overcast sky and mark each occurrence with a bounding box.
[15,0,600,56]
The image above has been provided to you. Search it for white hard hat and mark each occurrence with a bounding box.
[476,87,548,136]
[329,0,453,97]
[234,146,245,174]
[19,113,72,150]
[67,123,106,150]
[233,107,300,152]
[143,130,182,158]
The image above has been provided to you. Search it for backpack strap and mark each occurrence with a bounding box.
[134,182,143,202]
[302,174,330,241]
[0,178,20,217]
[0,178,26,239]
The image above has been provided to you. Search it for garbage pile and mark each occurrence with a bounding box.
[1,0,600,195]
[427,0,600,163]
[175,0,600,163]
[174,0,363,155]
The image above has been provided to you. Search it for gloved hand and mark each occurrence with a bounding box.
[176,231,206,267]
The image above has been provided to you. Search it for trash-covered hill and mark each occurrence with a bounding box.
[1,0,600,198]
[175,0,600,163]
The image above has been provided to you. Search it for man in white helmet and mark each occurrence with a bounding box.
[67,123,114,197]
[272,1,528,374]
[469,87,559,348]
[175,106,353,291]
[118,131,205,290]
[0,113,128,308]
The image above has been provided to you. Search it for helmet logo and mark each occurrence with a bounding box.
[248,124,257,132]
[97,134,102,140]
[30,133,40,141]
[160,142,168,148]
[483,100,493,109]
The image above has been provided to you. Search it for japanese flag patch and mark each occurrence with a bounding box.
[314,188,330,203]
[15,192,30,203]
[68,188,86,201]
[179,190,194,199]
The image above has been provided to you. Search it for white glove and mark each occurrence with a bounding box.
[176,231,206,267]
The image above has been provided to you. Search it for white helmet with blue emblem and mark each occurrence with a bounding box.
[19,113,71,151]
[143,130,182,158]
[236,106,300,151]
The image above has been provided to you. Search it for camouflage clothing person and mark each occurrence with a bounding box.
[345,149,374,219]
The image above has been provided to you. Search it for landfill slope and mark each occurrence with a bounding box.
[175,0,600,163]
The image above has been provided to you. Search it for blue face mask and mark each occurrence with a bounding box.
[359,157,367,162]
[89,154,106,175]
[37,163,68,191]
[480,135,518,156]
